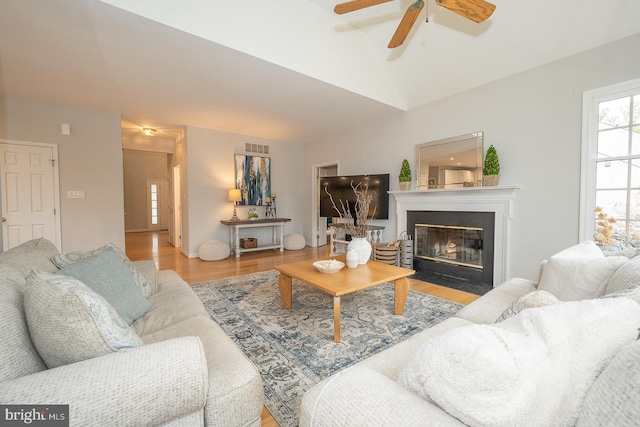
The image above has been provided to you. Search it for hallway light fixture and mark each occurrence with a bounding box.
[142,127,157,136]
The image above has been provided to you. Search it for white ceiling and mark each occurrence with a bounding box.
[1,0,639,144]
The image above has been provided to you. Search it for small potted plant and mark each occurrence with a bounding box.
[482,145,500,186]
[399,159,412,190]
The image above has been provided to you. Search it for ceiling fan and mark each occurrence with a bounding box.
[334,0,496,48]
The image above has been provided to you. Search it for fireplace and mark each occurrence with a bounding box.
[408,210,495,286]
[390,186,519,288]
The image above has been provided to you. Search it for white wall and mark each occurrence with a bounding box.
[0,96,125,251]
[303,34,640,282]
[184,126,304,257]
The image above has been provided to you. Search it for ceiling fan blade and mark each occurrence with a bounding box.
[388,0,424,48]
[436,0,496,23]
[334,0,393,14]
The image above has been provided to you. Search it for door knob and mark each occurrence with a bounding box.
[1,217,5,223]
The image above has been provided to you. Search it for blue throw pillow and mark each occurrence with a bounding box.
[56,247,152,324]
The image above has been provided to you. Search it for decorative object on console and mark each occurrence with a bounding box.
[482,144,500,186]
[399,159,412,191]
[248,208,258,221]
[234,154,270,205]
[228,189,242,221]
[265,193,277,218]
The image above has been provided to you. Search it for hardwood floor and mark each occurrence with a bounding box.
[125,231,479,427]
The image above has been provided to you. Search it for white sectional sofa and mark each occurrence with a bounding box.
[300,241,640,426]
[0,238,264,426]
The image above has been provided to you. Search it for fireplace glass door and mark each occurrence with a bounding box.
[415,224,483,270]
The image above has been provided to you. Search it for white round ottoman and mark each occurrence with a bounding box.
[283,233,306,250]
[198,240,230,261]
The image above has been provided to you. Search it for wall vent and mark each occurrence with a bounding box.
[245,143,270,154]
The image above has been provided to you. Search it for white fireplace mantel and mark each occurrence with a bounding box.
[389,186,519,286]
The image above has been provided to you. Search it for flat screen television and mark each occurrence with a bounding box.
[319,174,389,220]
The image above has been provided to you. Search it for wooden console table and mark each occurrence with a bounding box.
[220,218,291,258]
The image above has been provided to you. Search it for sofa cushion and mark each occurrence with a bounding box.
[0,238,59,275]
[24,271,144,369]
[0,265,46,381]
[456,278,537,324]
[133,270,208,337]
[133,260,158,295]
[604,254,640,295]
[598,288,640,314]
[576,339,640,427]
[537,241,627,301]
[57,248,152,324]
[398,297,640,427]
[495,290,560,322]
[141,315,264,427]
[52,243,153,298]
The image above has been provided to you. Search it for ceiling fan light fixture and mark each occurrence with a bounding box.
[142,127,157,136]
[335,0,496,48]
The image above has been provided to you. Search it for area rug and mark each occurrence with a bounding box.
[191,270,463,427]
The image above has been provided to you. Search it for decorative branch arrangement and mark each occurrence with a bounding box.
[325,179,376,238]
[594,206,617,246]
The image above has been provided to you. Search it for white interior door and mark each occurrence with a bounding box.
[0,142,60,251]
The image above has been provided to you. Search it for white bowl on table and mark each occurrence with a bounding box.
[313,260,345,274]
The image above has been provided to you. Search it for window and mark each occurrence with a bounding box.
[150,183,158,226]
[581,79,640,246]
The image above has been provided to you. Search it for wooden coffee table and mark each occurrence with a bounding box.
[274,255,415,343]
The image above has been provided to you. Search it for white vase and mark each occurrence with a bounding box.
[346,249,359,268]
[348,237,372,265]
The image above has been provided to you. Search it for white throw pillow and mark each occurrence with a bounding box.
[538,241,627,301]
[495,290,560,322]
[24,271,144,369]
[398,298,640,427]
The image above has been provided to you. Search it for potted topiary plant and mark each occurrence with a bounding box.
[482,145,500,186]
[399,159,412,190]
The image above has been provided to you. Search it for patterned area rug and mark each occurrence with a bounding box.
[191,270,462,427]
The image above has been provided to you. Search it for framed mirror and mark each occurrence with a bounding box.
[415,132,483,189]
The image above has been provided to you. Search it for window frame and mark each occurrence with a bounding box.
[580,78,640,243]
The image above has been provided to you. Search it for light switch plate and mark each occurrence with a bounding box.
[67,190,85,199]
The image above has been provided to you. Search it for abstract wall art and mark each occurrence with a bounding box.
[235,154,271,205]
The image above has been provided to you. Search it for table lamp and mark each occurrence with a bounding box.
[228,189,242,221]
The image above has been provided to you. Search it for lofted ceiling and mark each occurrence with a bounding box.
[1,0,639,144]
